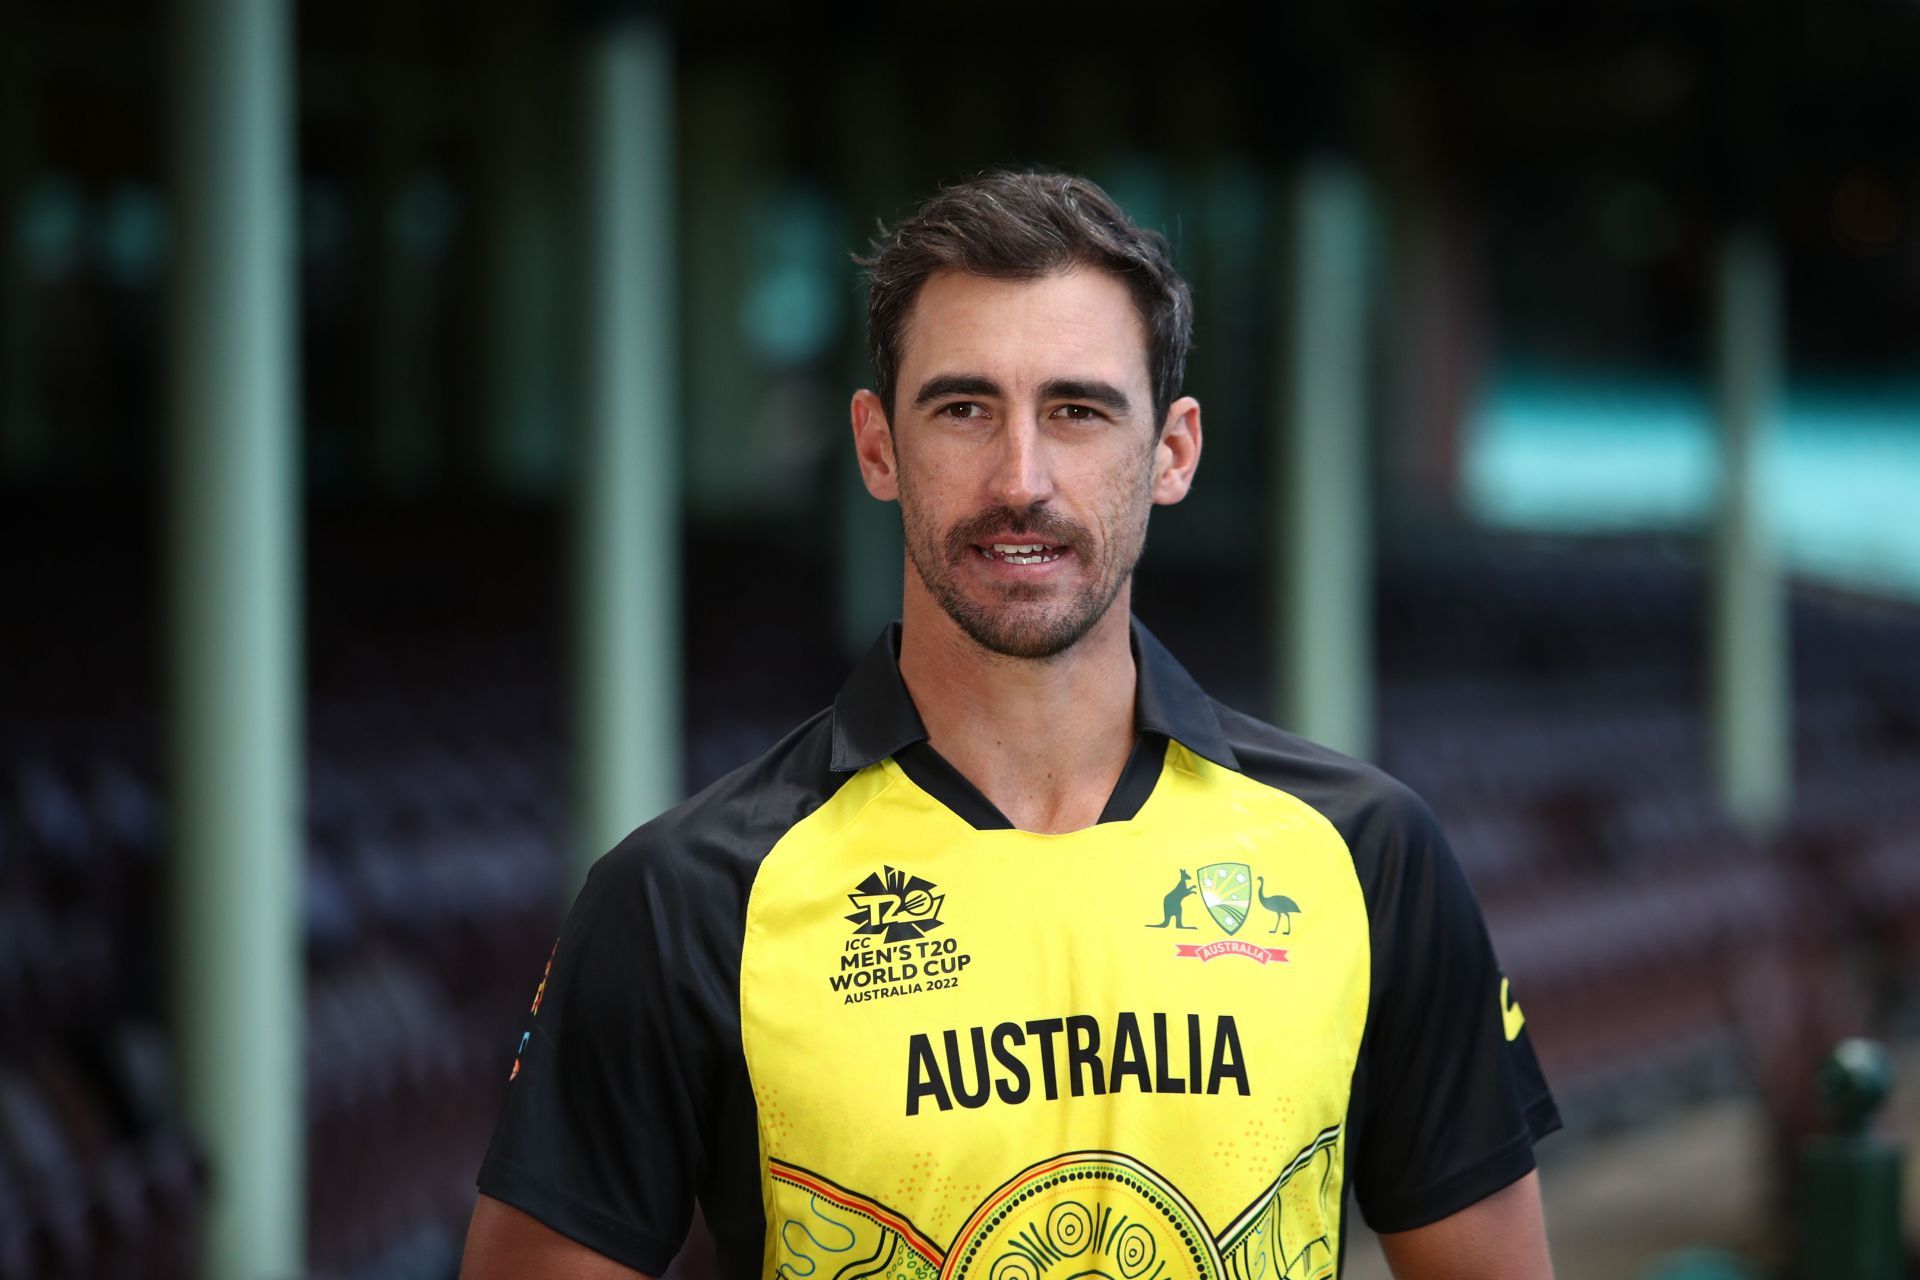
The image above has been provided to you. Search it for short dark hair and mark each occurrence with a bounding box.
[856,170,1194,428]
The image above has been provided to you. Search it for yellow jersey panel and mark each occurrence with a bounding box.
[741,741,1370,1276]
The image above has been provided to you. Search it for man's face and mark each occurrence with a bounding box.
[878,268,1173,660]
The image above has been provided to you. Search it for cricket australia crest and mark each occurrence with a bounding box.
[1146,863,1297,963]
[1197,862,1252,936]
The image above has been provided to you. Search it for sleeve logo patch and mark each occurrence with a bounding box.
[1501,977,1527,1041]
[507,939,559,1082]
[1148,864,1300,964]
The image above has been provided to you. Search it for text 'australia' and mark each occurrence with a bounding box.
[904,1012,1248,1116]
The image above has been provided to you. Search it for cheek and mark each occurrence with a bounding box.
[902,447,992,520]
[895,458,964,542]
[1091,455,1155,524]
[896,437,957,494]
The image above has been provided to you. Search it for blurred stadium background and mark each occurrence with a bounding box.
[2,0,1917,1277]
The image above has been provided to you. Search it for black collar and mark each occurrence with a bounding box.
[828,616,1239,775]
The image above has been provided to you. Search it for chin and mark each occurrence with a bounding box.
[950,599,1109,662]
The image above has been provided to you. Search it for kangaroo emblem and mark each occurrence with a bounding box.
[1146,870,1199,930]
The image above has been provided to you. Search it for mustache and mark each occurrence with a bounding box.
[943,506,1086,560]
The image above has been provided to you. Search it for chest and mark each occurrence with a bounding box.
[737,750,1372,1277]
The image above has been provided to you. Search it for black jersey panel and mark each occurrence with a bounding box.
[1210,700,1561,1233]
[889,729,1170,830]
[477,850,702,1273]
[1095,730,1170,822]
[1340,780,1561,1231]
[891,740,1013,829]
[478,708,845,1276]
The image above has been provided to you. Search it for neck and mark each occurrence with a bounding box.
[896,581,1138,835]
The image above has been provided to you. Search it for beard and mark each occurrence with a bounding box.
[899,492,1149,661]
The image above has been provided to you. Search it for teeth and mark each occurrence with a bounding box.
[978,545,1063,565]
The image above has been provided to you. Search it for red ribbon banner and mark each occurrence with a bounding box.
[1175,939,1290,964]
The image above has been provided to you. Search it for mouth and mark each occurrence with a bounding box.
[973,541,1071,565]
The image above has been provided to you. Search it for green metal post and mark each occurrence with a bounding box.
[835,67,907,659]
[1710,229,1790,831]
[165,0,303,1275]
[1274,157,1374,760]
[1797,1039,1902,1280]
[573,16,679,880]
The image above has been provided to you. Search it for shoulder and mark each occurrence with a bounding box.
[1208,698,1449,874]
[584,707,847,912]
[1208,698,1437,836]
[1209,702,1510,1032]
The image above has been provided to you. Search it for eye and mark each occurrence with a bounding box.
[937,401,988,420]
[1052,404,1104,422]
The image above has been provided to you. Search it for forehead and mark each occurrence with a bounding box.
[898,268,1151,396]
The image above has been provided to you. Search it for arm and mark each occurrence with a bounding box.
[1344,784,1562,1258]
[1377,1170,1553,1280]
[459,1193,654,1280]
[472,821,747,1274]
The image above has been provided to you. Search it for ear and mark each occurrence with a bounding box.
[1150,395,1202,505]
[850,389,899,501]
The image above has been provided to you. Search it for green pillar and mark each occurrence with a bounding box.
[1797,1039,1903,1280]
[835,66,907,659]
[1274,157,1374,760]
[1710,228,1790,831]
[164,0,303,1275]
[573,16,679,878]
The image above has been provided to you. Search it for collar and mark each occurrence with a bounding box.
[828,615,1240,773]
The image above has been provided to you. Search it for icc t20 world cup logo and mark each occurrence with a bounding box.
[846,866,947,943]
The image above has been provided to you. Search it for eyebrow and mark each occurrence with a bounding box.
[1038,377,1134,418]
[910,373,1135,418]
[912,373,1003,408]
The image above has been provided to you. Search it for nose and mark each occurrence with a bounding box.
[988,415,1054,511]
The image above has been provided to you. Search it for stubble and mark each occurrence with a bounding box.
[897,466,1153,662]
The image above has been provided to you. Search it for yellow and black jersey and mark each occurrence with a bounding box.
[479,619,1559,1279]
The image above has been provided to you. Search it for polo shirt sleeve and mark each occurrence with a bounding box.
[1348,783,1561,1233]
[476,841,711,1274]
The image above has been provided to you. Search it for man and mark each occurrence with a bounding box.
[462,171,1558,1279]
